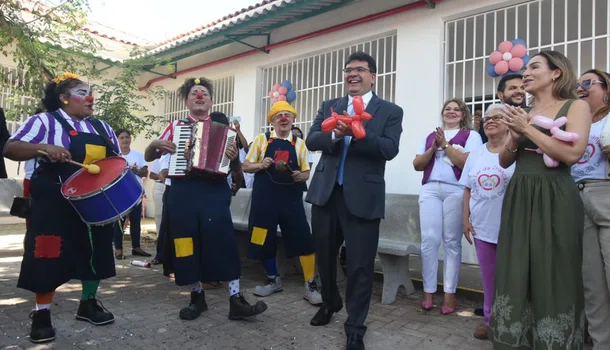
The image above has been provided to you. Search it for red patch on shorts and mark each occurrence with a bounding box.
[273,150,290,163]
[34,236,61,258]
[69,130,78,136]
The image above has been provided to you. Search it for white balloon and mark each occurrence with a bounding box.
[502,52,512,61]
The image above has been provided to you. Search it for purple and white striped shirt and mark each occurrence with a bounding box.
[10,109,119,150]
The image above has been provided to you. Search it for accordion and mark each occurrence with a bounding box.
[168,118,237,178]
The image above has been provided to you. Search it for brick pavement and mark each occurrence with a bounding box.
[0,222,493,350]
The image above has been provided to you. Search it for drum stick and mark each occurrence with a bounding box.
[37,150,101,175]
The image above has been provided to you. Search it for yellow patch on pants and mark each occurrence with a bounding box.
[83,144,106,165]
[250,227,268,246]
[174,237,194,257]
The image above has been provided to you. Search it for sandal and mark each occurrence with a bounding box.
[151,259,161,265]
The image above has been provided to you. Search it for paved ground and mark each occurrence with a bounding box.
[1,220,494,350]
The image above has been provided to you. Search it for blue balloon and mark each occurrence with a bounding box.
[512,38,527,47]
[488,64,500,78]
[280,80,293,91]
[286,90,296,103]
[522,54,530,65]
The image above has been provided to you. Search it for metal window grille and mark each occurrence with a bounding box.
[0,64,38,134]
[259,34,397,135]
[162,76,234,122]
[444,0,610,113]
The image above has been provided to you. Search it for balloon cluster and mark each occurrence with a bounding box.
[269,80,296,103]
[488,39,530,77]
[531,115,580,167]
[321,95,372,139]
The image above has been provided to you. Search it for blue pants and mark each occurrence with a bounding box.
[113,202,142,250]
[167,177,241,286]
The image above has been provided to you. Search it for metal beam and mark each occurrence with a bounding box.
[425,0,436,8]
[225,33,270,53]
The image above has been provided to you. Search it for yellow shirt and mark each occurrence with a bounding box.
[245,130,310,172]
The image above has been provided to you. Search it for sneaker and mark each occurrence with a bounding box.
[29,309,55,343]
[228,293,268,320]
[75,298,115,325]
[303,279,323,306]
[179,291,208,320]
[253,276,283,297]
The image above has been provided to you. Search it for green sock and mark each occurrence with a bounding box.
[81,280,100,300]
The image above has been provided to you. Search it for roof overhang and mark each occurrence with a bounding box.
[146,0,357,64]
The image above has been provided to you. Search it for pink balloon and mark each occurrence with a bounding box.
[510,44,527,58]
[494,61,509,75]
[278,86,288,95]
[269,91,275,98]
[508,57,524,71]
[498,41,513,53]
[273,83,281,91]
[489,51,503,64]
[277,94,286,101]
[271,97,278,103]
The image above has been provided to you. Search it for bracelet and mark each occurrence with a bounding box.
[442,143,450,150]
[505,145,518,153]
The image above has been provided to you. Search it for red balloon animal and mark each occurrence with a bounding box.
[321,96,372,139]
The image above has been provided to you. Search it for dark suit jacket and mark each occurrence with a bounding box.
[305,93,403,220]
[0,108,9,178]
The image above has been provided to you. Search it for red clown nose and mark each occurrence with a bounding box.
[85,95,94,103]
[279,116,289,123]
[196,91,204,99]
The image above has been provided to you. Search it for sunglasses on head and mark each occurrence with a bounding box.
[576,79,605,90]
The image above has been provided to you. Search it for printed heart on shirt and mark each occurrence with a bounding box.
[477,174,501,191]
[577,143,595,165]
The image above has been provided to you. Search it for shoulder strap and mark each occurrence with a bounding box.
[89,118,119,154]
[49,111,75,132]
[264,131,271,141]
[555,99,576,120]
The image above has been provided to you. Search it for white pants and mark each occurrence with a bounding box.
[152,182,166,235]
[419,181,463,293]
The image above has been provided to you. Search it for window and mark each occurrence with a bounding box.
[259,34,397,135]
[162,75,234,122]
[444,0,610,113]
[0,64,38,134]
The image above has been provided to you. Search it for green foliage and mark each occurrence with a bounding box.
[0,0,167,137]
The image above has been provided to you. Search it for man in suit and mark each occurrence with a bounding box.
[0,108,10,178]
[306,52,403,350]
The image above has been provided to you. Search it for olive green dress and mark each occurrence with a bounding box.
[489,100,585,349]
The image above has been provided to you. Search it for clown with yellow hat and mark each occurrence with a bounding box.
[242,101,322,305]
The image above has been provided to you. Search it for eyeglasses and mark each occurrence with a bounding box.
[273,112,294,120]
[343,67,372,74]
[482,116,502,123]
[576,79,605,90]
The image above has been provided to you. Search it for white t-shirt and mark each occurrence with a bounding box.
[459,144,515,244]
[150,159,162,183]
[227,148,254,188]
[571,116,608,182]
[417,129,483,186]
[120,149,147,185]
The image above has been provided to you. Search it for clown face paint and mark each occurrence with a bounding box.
[64,83,94,118]
[186,85,213,118]
[271,112,294,136]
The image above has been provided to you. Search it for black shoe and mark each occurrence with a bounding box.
[310,301,343,326]
[132,248,152,257]
[346,333,365,350]
[29,309,55,343]
[474,307,484,317]
[75,298,115,325]
[179,291,208,320]
[228,293,267,320]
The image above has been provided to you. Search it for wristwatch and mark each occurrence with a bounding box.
[442,143,450,150]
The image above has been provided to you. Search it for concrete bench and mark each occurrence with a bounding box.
[377,193,422,305]
[0,178,24,216]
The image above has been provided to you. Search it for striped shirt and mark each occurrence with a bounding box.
[10,109,119,150]
[246,130,310,172]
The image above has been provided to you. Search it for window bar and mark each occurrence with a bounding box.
[472,16,477,108]
[538,1,541,52]
[591,0,595,68]
[453,20,457,98]
[577,0,582,75]
[390,35,395,102]
[608,0,610,72]
[462,19,467,102]
[564,0,568,54]
[482,13,487,107]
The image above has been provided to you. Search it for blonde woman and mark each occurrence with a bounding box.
[460,104,514,340]
[572,69,610,349]
[413,98,483,314]
[490,51,591,349]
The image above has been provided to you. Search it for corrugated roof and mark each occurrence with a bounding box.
[148,0,354,58]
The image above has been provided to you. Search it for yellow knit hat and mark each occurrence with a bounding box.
[267,101,297,123]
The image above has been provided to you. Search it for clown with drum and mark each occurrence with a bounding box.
[3,72,121,343]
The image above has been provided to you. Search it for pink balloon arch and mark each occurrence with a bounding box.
[488,39,530,78]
